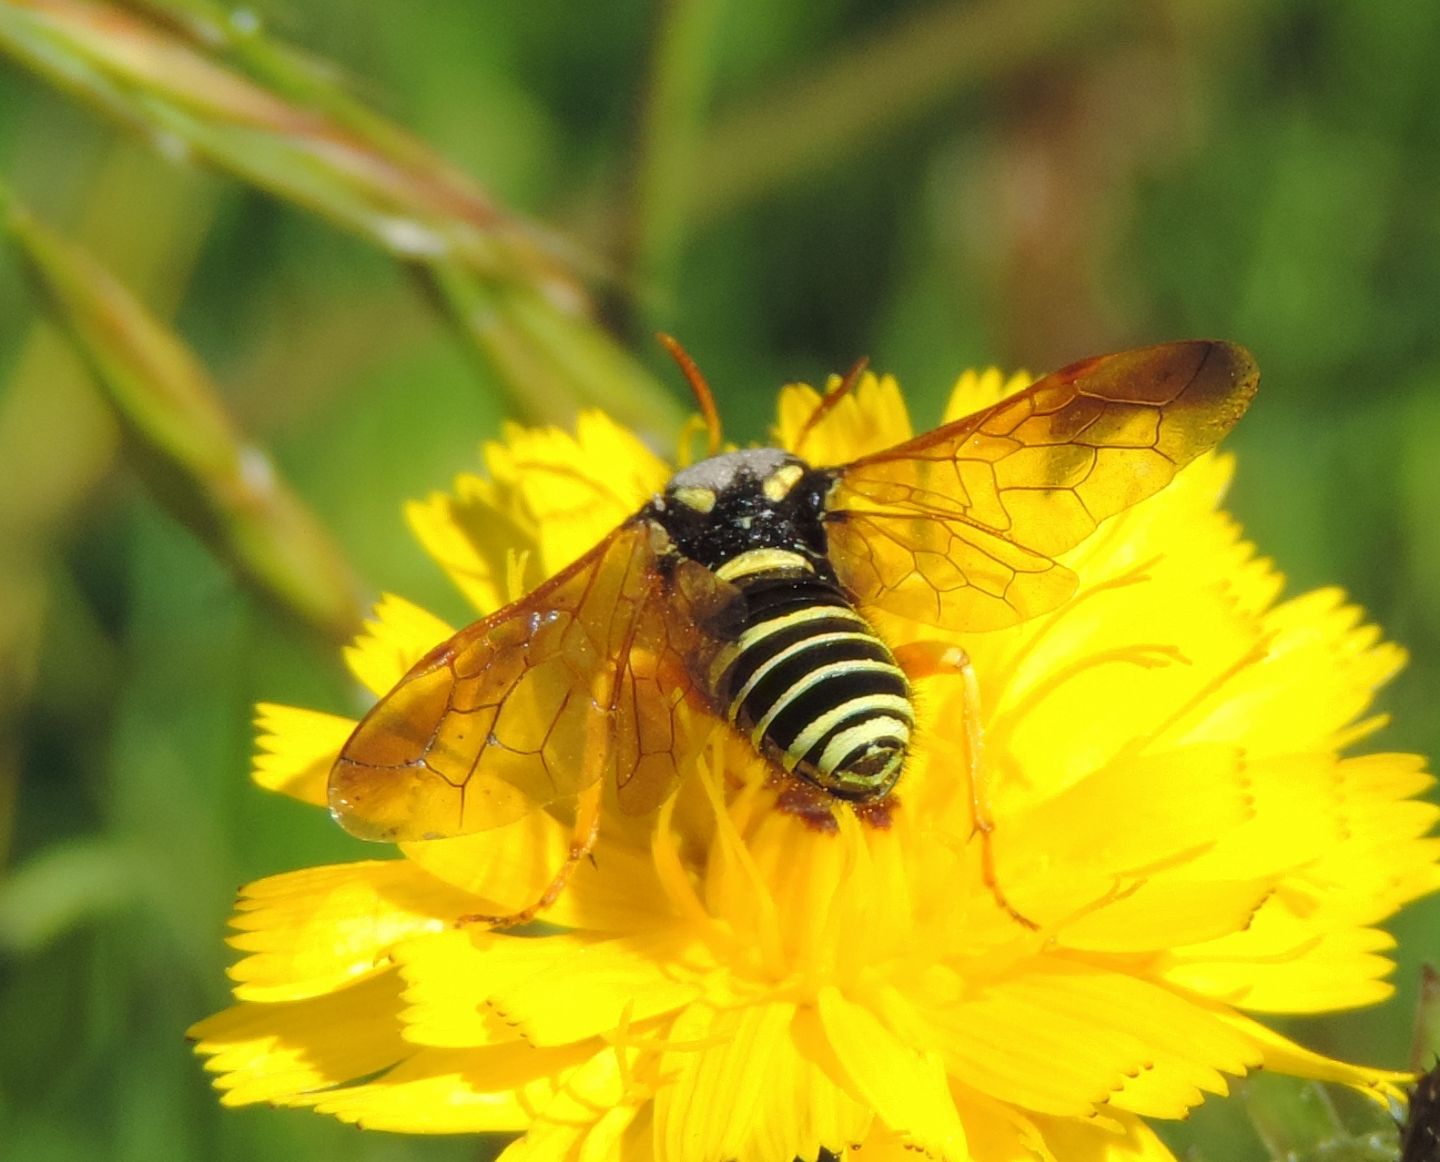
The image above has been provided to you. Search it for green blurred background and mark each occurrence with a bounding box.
[1,2,1437,1160]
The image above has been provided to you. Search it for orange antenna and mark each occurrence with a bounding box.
[794,355,868,455]
[657,334,721,456]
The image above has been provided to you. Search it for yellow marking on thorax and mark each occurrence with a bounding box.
[714,547,813,583]
[762,463,805,502]
[672,486,716,513]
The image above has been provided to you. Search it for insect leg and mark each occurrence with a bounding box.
[894,640,1037,929]
[892,640,971,680]
[458,781,605,928]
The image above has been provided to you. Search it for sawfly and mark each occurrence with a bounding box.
[329,339,1258,923]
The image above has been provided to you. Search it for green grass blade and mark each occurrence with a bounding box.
[0,186,364,643]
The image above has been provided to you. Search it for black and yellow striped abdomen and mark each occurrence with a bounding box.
[706,548,912,800]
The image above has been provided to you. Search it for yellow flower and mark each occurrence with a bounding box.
[193,369,1440,1162]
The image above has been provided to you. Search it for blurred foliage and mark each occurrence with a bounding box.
[0,1,1437,1160]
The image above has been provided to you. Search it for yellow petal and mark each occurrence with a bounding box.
[395,929,515,1049]
[252,702,354,805]
[1217,1012,1409,1099]
[774,372,913,467]
[817,986,968,1161]
[1159,911,1398,1011]
[1032,1110,1179,1162]
[477,927,707,1044]
[547,830,690,931]
[655,1000,796,1162]
[490,412,668,575]
[576,1104,647,1162]
[308,1042,595,1133]
[1176,754,1349,881]
[398,927,703,1048]
[975,560,1262,811]
[946,1093,1055,1162]
[405,473,525,616]
[1294,753,1440,923]
[930,965,1259,1119]
[1054,878,1274,954]
[733,1010,873,1162]
[402,813,686,933]
[406,411,667,618]
[343,593,454,697]
[1187,588,1408,758]
[997,746,1257,923]
[496,1041,642,1159]
[652,1001,871,1162]
[941,368,1034,421]
[227,860,471,1001]
[848,1124,954,1162]
[189,970,410,1106]
[399,814,572,918]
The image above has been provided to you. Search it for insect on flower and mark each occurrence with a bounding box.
[329,339,1259,924]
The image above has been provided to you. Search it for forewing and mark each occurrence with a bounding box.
[329,521,711,841]
[610,557,730,817]
[829,341,1258,630]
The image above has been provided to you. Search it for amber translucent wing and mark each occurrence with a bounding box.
[329,522,717,841]
[828,341,1258,631]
